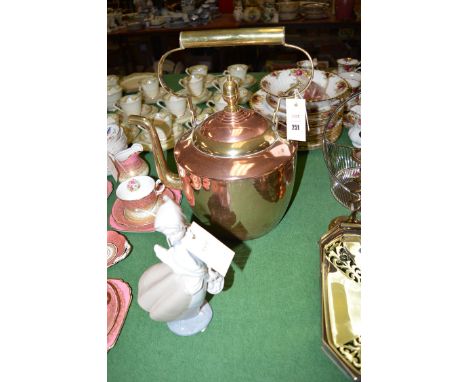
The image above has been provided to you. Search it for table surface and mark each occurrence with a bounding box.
[107,73,352,382]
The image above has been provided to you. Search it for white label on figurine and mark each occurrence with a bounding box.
[286,97,307,141]
[107,153,119,182]
[182,222,235,277]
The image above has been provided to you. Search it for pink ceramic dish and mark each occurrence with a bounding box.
[107,231,131,268]
[107,180,113,198]
[109,188,182,232]
[107,279,132,351]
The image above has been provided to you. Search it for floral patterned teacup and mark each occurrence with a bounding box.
[116,176,165,224]
[337,58,360,73]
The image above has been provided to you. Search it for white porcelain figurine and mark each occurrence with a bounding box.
[138,196,225,336]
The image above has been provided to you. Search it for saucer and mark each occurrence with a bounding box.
[140,104,158,117]
[249,89,286,122]
[240,74,256,88]
[107,279,132,351]
[107,230,131,268]
[178,88,212,104]
[110,188,182,232]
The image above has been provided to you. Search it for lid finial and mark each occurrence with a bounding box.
[222,75,239,112]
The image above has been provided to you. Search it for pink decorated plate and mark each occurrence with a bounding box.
[109,188,182,232]
[107,180,113,198]
[107,279,132,351]
[107,231,131,268]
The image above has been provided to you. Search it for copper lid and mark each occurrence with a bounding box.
[192,76,277,157]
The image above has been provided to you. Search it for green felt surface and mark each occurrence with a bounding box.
[107,73,351,382]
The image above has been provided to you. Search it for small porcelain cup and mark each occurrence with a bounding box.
[157,93,187,118]
[185,64,208,76]
[107,75,119,86]
[114,93,142,117]
[139,75,160,99]
[337,57,360,73]
[224,64,248,81]
[178,74,205,97]
[107,85,123,111]
[207,93,228,111]
[116,176,165,224]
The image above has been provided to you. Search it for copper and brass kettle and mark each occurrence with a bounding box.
[129,27,313,240]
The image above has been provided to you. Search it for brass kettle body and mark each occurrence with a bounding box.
[128,80,298,240]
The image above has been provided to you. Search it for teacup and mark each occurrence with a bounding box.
[114,93,142,117]
[178,74,205,97]
[224,64,248,81]
[185,64,208,76]
[139,75,160,100]
[107,85,123,111]
[116,176,165,224]
[107,75,119,86]
[207,93,228,111]
[157,93,187,117]
[337,57,360,73]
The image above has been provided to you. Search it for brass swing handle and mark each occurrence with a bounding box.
[157,27,314,125]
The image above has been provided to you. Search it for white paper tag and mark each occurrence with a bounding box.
[107,153,119,182]
[181,222,235,277]
[286,97,307,142]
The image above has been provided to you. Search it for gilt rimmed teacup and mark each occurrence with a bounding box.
[337,57,360,73]
[114,93,142,117]
[224,64,248,81]
[156,93,187,118]
[185,64,208,76]
[116,176,165,224]
[139,75,160,100]
[178,74,205,97]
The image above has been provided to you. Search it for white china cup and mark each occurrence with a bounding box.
[114,93,142,117]
[107,85,123,111]
[224,64,248,81]
[107,75,119,86]
[178,74,205,97]
[156,93,187,118]
[139,75,160,99]
[185,64,208,76]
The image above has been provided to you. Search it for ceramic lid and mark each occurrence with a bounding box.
[192,76,277,157]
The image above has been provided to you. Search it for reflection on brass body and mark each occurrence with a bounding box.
[320,222,361,381]
[129,77,298,240]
